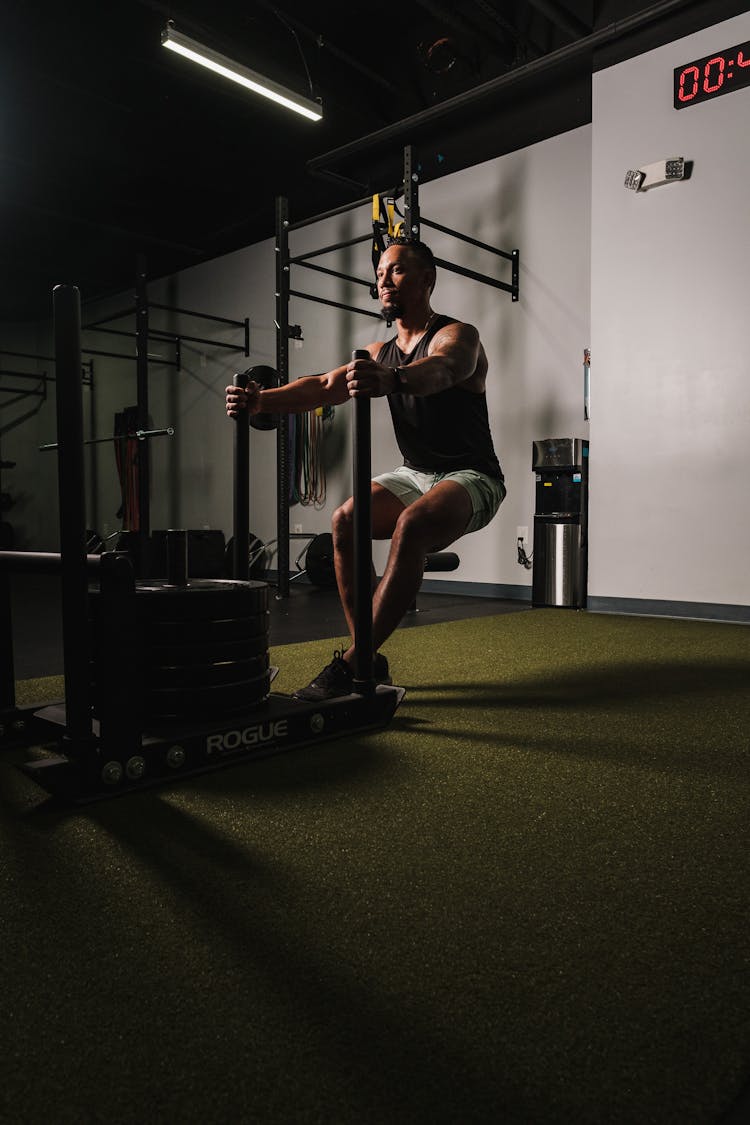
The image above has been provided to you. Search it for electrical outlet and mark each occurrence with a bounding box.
[293,523,303,534]
[516,526,528,545]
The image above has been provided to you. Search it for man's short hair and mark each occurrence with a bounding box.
[386,236,436,274]
[385,237,437,292]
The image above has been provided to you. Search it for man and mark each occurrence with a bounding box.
[226,238,506,700]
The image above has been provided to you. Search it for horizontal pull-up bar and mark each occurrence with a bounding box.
[85,304,247,331]
[286,220,518,300]
[292,232,373,264]
[288,290,382,321]
[0,385,46,398]
[421,216,517,262]
[0,369,47,381]
[287,194,374,231]
[290,260,374,290]
[149,302,247,329]
[148,330,247,353]
[433,256,519,297]
[0,384,44,398]
[85,324,248,354]
[80,346,178,366]
[1,350,92,369]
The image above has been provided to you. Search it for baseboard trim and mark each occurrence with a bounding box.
[587,595,750,625]
[265,570,533,603]
[419,578,532,601]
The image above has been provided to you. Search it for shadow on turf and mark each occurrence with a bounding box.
[403,657,750,709]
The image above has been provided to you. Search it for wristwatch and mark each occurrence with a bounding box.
[392,366,408,393]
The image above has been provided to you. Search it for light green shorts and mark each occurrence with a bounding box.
[373,465,507,534]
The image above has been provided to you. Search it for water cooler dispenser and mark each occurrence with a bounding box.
[531,438,589,608]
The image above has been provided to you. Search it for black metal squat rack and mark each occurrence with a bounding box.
[273,143,519,598]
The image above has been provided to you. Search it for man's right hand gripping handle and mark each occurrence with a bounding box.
[226,371,257,419]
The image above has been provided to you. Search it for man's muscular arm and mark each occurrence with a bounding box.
[400,322,481,396]
[226,365,351,419]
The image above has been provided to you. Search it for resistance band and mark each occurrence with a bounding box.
[291,406,334,508]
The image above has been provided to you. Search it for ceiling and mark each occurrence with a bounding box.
[1,0,745,324]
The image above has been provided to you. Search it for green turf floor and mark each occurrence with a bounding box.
[3,608,750,1124]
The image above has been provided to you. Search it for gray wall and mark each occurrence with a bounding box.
[589,9,750,618]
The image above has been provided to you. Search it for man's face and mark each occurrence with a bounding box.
[376,245,429,319]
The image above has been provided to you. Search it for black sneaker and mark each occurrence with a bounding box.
[373,653,392,685]
[293,650,353,702]
[293,650,392,702]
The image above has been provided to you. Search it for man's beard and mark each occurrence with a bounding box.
[380,300,403,325]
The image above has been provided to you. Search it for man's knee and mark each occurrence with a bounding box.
[391,504,434,553]
[332,498,354,543]
[392,486,472,554]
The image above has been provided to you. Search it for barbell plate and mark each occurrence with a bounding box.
[136,612,269,646]
[305,533,337,589]
[144,670,272,720]
[89,578,269,621]
[148,652,270,690]
[145,632,270,668]
[223,534,267,579]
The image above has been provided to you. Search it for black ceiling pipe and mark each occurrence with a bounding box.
[307,0,724,176]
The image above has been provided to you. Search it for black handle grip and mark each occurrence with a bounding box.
[232,372,250,580]
[350,350,373,690]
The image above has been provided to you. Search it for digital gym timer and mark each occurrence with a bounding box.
[674,39,750,109]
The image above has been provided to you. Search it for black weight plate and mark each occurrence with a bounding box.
[149,653,270,690]
[146,633,269,668]
[224,534,267,579]
[141,612,270,645]
[144,669,271,720]
[88,609,269,640]
[89,578,269,621]
[305,533,337,589]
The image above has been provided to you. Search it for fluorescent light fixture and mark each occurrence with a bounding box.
[161,24,322,122]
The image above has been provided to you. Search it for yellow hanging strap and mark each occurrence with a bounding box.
[385,197,404,239]
[372,193,388,283]
[371,193,406,292]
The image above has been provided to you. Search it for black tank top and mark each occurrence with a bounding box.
[376,314,503,479]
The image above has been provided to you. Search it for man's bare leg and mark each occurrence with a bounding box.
[331,483,405,644]
[334,481,473,664]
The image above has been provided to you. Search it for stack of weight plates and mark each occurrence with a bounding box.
[89,578,271,724]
